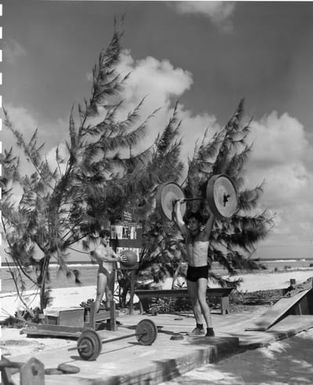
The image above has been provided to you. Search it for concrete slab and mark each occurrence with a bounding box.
[4,310,313,385]
[9,314,239,385]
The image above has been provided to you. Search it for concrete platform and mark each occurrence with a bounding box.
[5,308,313,385]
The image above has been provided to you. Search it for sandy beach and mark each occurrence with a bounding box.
[1,269,313,321]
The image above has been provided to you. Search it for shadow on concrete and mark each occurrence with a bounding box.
[162,332,313,385]
[70,344,135,361]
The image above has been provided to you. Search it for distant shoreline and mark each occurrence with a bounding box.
[0,261,94,268]
[258,258,313,262]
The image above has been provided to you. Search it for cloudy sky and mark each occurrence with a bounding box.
[2,1,313,260]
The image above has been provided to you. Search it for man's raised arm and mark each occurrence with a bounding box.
[203,212,215,239]
[173,199,188,236]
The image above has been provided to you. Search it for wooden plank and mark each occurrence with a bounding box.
[58,308,85,327]
[24,323,83,339]
[25,323,83,333]
[135,288,233,299]
[45,307,85,328]
[25,329,81,338]
[246,289,311,331]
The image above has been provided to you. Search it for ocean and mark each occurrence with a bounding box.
[0,263,99,293]
[257,258,313,270]
[1,259,313,294]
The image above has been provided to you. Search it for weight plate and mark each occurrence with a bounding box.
[170,333,184,340]
[57,363,80,374]
[156,182,186,221]
[45,368,64,375]
[135,319,158,346]
[77,328,102,361]
[206,174,238,218]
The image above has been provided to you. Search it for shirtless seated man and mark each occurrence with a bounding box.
[173,200,215,336]
[90,230,127,313]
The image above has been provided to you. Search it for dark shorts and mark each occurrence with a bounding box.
[186,265,209,282]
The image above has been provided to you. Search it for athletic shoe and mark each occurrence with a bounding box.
[188,327,205,336]
[206,328,215,337]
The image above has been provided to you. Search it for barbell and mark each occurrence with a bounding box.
[156,174,238,220]
[70,319,158,361]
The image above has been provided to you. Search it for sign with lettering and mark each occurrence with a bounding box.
[122,211,133,222]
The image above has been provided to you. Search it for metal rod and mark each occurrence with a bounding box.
[77,343,89,351]
[100,333,138,345]
[183,198,202,202]
[73,332,146,352]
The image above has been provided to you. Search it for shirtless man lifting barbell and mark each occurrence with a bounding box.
[173,202,215,337]
[156,175,238,336]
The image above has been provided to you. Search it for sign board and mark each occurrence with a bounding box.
[122,211,133,222]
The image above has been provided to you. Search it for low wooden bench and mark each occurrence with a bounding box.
[134,287,233,315]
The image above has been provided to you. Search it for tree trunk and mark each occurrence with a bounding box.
[39,255,50,312]
[40,277,46,312]
[128,270,136,315]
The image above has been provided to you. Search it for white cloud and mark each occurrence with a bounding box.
[175,104,220,162]
[113,50,204,149]
[116,50,220,164]
[4,39,27,65]
[170,1,236,31]
[117,50,193,108]
[85,48,219,176]
[1,104,68,175]
[249,112,309,167]
[245,111,313,244]
[247,112,311,205]
[1,105,38,154]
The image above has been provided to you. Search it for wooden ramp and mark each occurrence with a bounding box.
[269,315,313,334]
[246,289,312,331]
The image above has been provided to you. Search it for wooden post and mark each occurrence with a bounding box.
[20,358,44,385]
[109,300,117,331]
[128,269,136,315]
[89,301,96,330]
[109,267,117,331]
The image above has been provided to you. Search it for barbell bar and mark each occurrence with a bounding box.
[70,319,158,361]
[156,174,238,220]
